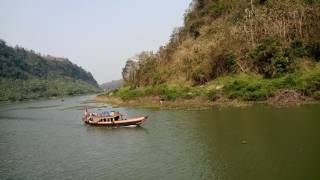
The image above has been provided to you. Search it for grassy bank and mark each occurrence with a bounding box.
[97,62,320,109]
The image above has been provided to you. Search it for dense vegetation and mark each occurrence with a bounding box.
[0,40,101,101]
[108,0,320,103]
[111,63,320,101]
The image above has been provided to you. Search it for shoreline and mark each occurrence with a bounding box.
[0,93,99,105]
[94,95,319,110]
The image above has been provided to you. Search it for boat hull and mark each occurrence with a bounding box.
[83,116,147,127]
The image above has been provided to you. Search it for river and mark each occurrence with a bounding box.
[0,95,319,180]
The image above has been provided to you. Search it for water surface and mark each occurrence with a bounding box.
[0,95,319,179]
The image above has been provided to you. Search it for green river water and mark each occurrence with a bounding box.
[0,95,319,180]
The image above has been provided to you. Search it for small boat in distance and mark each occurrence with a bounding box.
[82,108,147,127]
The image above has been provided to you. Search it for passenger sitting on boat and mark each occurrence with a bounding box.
[102,111,109,116]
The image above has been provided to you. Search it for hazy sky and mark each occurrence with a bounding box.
[0,0,191,83]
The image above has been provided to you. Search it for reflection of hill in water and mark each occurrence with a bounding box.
[26,105,61,109]
[0,115,41,121]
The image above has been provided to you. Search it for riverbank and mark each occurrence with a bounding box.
[96,65,320,109]
[95,95,252,109]
[95,92,318,109]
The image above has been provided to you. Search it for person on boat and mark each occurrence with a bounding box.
[84,108,88,117]
[111,117,115,125]
[84,108,89,121]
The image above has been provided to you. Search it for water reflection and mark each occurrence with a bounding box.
[84,125,149,134]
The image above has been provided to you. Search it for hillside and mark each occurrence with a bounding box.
[0,40,101,101]
[101,0,320,107]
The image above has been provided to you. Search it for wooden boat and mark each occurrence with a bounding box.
[82,108,147,127]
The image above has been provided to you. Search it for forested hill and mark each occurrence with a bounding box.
[116,0,320,103]
[0,39,101,101]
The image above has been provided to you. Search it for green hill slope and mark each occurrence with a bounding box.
[107,0,320,105]
[0,40,101,101]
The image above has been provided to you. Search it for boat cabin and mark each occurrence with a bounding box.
[88,111,126,123]
[83,109,147,126]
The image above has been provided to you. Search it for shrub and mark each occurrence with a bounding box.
[243,88,269,101]
[207,90,219,101]
[192,67,209,85]
[250,37,292,78]
[270,55,291,74]
[313,91,320,100]
[114,87,145,100]
[306,42,320,62]
[158,84,195,100]
[297,73,320,96]
[222,75,272,101]
[259,0,268,4]
[209,1,226,18]
[304,0,320,4]
[290,40,305,57]
[188,20,203,39]
[210,51,236,79]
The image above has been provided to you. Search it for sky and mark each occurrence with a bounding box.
[0,0,191,84]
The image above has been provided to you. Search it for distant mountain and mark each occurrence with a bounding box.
[100,80,123,92]
[0,39,101,101]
